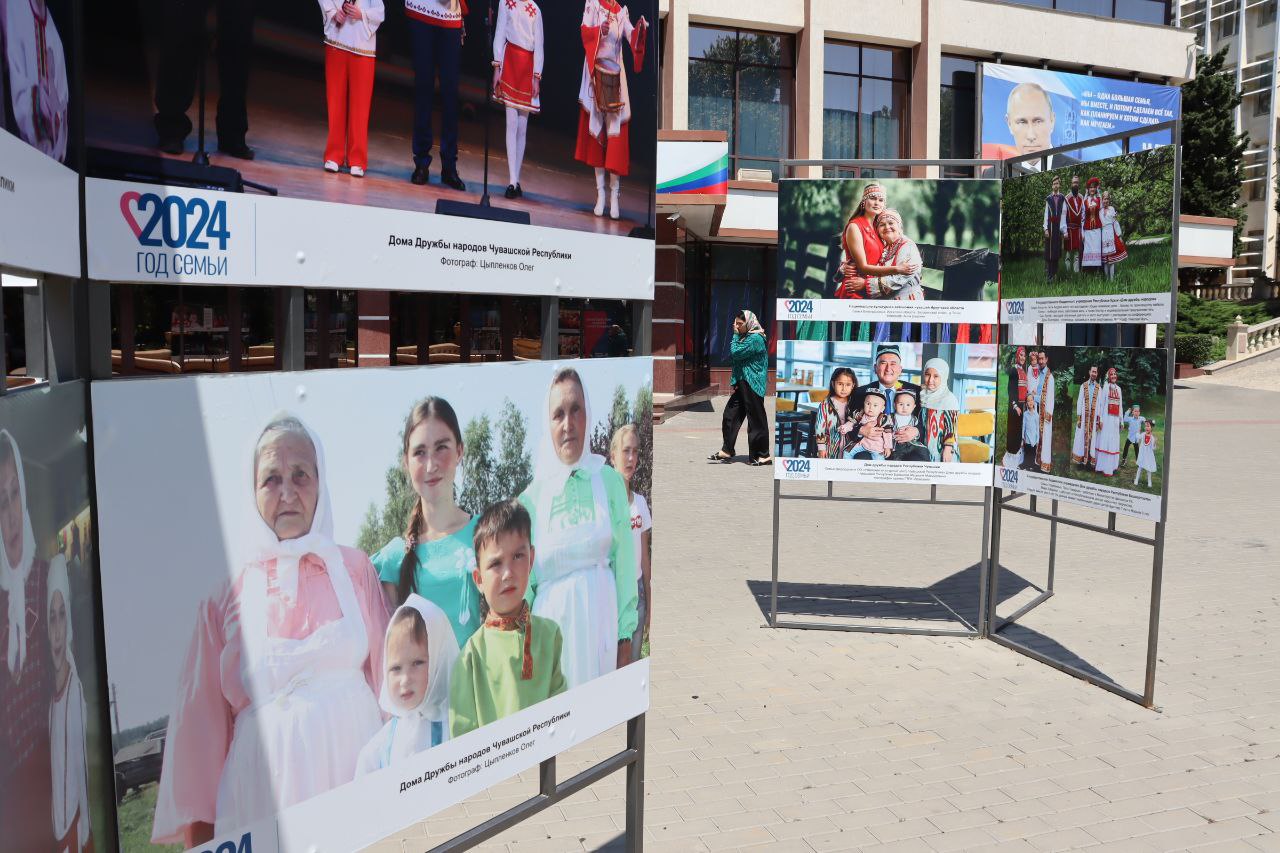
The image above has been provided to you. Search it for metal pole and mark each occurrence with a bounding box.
[1047,498,1058,592]
[986,487,1004,631]
[769,479,781,627]
[977,486,992,636]
[625,714,646,853]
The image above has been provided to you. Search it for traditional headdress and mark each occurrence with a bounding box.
[874,208,903,229]
[874,344,901,361]
[861,183,886,200]
[1086,177,1100,188]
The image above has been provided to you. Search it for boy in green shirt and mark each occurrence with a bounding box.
[449,499,568,737]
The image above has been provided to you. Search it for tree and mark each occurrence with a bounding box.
[630,386,654,503]
[1180,49,1248,258]
[494,400,534,502]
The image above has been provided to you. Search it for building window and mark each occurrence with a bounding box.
[995,0,1169,25]
[704,244,776,367]
[1256,88,1272,117]
[1215,7,1240,39]
[1262,1,1278,25]
[822,41,910,176]
[940,56,978,174]
[688,26,795,181]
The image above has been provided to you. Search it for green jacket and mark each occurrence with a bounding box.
[730,332,768,397]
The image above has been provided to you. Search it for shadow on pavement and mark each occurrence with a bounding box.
[746,561,1118,685]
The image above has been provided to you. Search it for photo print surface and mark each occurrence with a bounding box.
[91,359,653,853]
[776,178,1001,330]
[999,146,1176,324]
[0,381,117,853]
[995,345,1168,522]
[774,340,997,487]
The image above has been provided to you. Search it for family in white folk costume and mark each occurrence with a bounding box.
[520,368,638,689]
[574,0,648,220]
[1071,365,1102,468]
[356,594,460,775]
[1134,419,1158,487]
[3,0,69,162]
[1093,367,1124,477]
[493,0,544,199]
[153,414,389,849]
[47,553,93,853]
[1099,191,1128,281]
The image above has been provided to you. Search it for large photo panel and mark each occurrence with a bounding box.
[980,64,1179,165]
[0,0,80,275]
[773,339,997,487]
[91,358,653,852]
[82,0,657,295]
[995,345,1167,522]
[0,381,117,853]
[777,178,1001,328]
[999,146,1176,324]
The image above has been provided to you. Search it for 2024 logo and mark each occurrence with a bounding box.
[120,191,231,250]
[784,299,814,316]
[782,458,810,474]
[1005,300,1025,317]
[999,467,1019,485]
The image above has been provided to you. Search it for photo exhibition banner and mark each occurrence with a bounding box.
[995,345,1167,522]
[82,0,657,297]
[980,65,1180,165]
[0,381,117,853]
[91,358,654,853]
[773,339,997,487]
[0,0,80,276]
[999,146,1176,325]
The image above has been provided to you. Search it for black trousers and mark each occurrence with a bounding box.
[1123,439,1138,463]
[722,382,769,460]
[154,0,255,146]
[410,20,462,170]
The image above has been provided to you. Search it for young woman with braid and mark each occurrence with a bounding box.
[372,397,481,649]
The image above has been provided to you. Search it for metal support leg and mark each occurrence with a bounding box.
[539,757,556,796]
[625,714,646,853]
[1143,524,1166,708]
[986,488,1004,632]
[978,487,992,636]
[1047,499,1059,592]
[769,480,781,627]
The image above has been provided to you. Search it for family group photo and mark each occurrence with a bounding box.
[88,359,653,851]
[773,340,998,465]
[83,0,657,235]
[996,345,1167,494]
[0,382,116,853]
[999,146,1175,301]
[776,178,1001,306]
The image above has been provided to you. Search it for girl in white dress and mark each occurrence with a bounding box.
[1134,419,1157,488]
[492,0,544,199]
[519,367,637,689]
[356,594,459,775]
[47,554,92,853]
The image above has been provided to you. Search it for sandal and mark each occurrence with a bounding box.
[751,457,773,466]
[708,451,732,462]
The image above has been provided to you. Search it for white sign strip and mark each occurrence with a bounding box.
[775,456,993,488]
[1000,293,1172,325]
[273,661,649,853]
[777,298,997,324]
[995,465,1161,522]
[85,177,655,299]
[0,130,80,277]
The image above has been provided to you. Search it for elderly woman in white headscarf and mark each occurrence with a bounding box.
[46,553,93,852]
[919,358,960,463]
[355,594,459,775]
[152,414,390,849]
[519,367,637,689]
[870,209,926,301]
[0,429,56,851]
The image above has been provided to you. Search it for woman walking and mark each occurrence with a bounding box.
[709,310,771,466]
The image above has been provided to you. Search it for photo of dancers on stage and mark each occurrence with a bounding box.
[82,0,657,237]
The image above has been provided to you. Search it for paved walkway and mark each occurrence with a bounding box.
[374,380,1279,852]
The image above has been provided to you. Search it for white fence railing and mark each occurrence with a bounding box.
[1226,315,1280,361]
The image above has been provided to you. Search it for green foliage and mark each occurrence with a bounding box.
[1181,50,1249,253]
[1001,147,1175,301]
[777,179,1001,298]
[1173,333,1217,367]
[1175,291,1274,335]
[115,784,182,853]
[356,401,533,551]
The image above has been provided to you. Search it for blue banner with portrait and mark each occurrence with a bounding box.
[980,65,1180,166]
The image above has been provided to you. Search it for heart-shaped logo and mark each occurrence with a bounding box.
[119,191,144,240]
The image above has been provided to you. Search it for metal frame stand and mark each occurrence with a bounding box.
[985,121,1179,708]
[428,713,646,853]
[765,156,999,638]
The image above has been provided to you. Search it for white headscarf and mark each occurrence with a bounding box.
[0,430,36,675]
[379,594,460,727]
[46,552,72,651]
[919,357,960,411]
[243,413,346,603]
[533,367,605,508]
[740,310,767,338]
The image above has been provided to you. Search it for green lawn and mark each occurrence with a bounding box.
[1002,239,1173,300]
[116,783,183,853]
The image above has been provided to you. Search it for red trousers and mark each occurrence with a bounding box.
[574,108,630,176]
[324,45,376,169]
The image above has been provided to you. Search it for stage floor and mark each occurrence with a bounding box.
[87,56,652,238]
